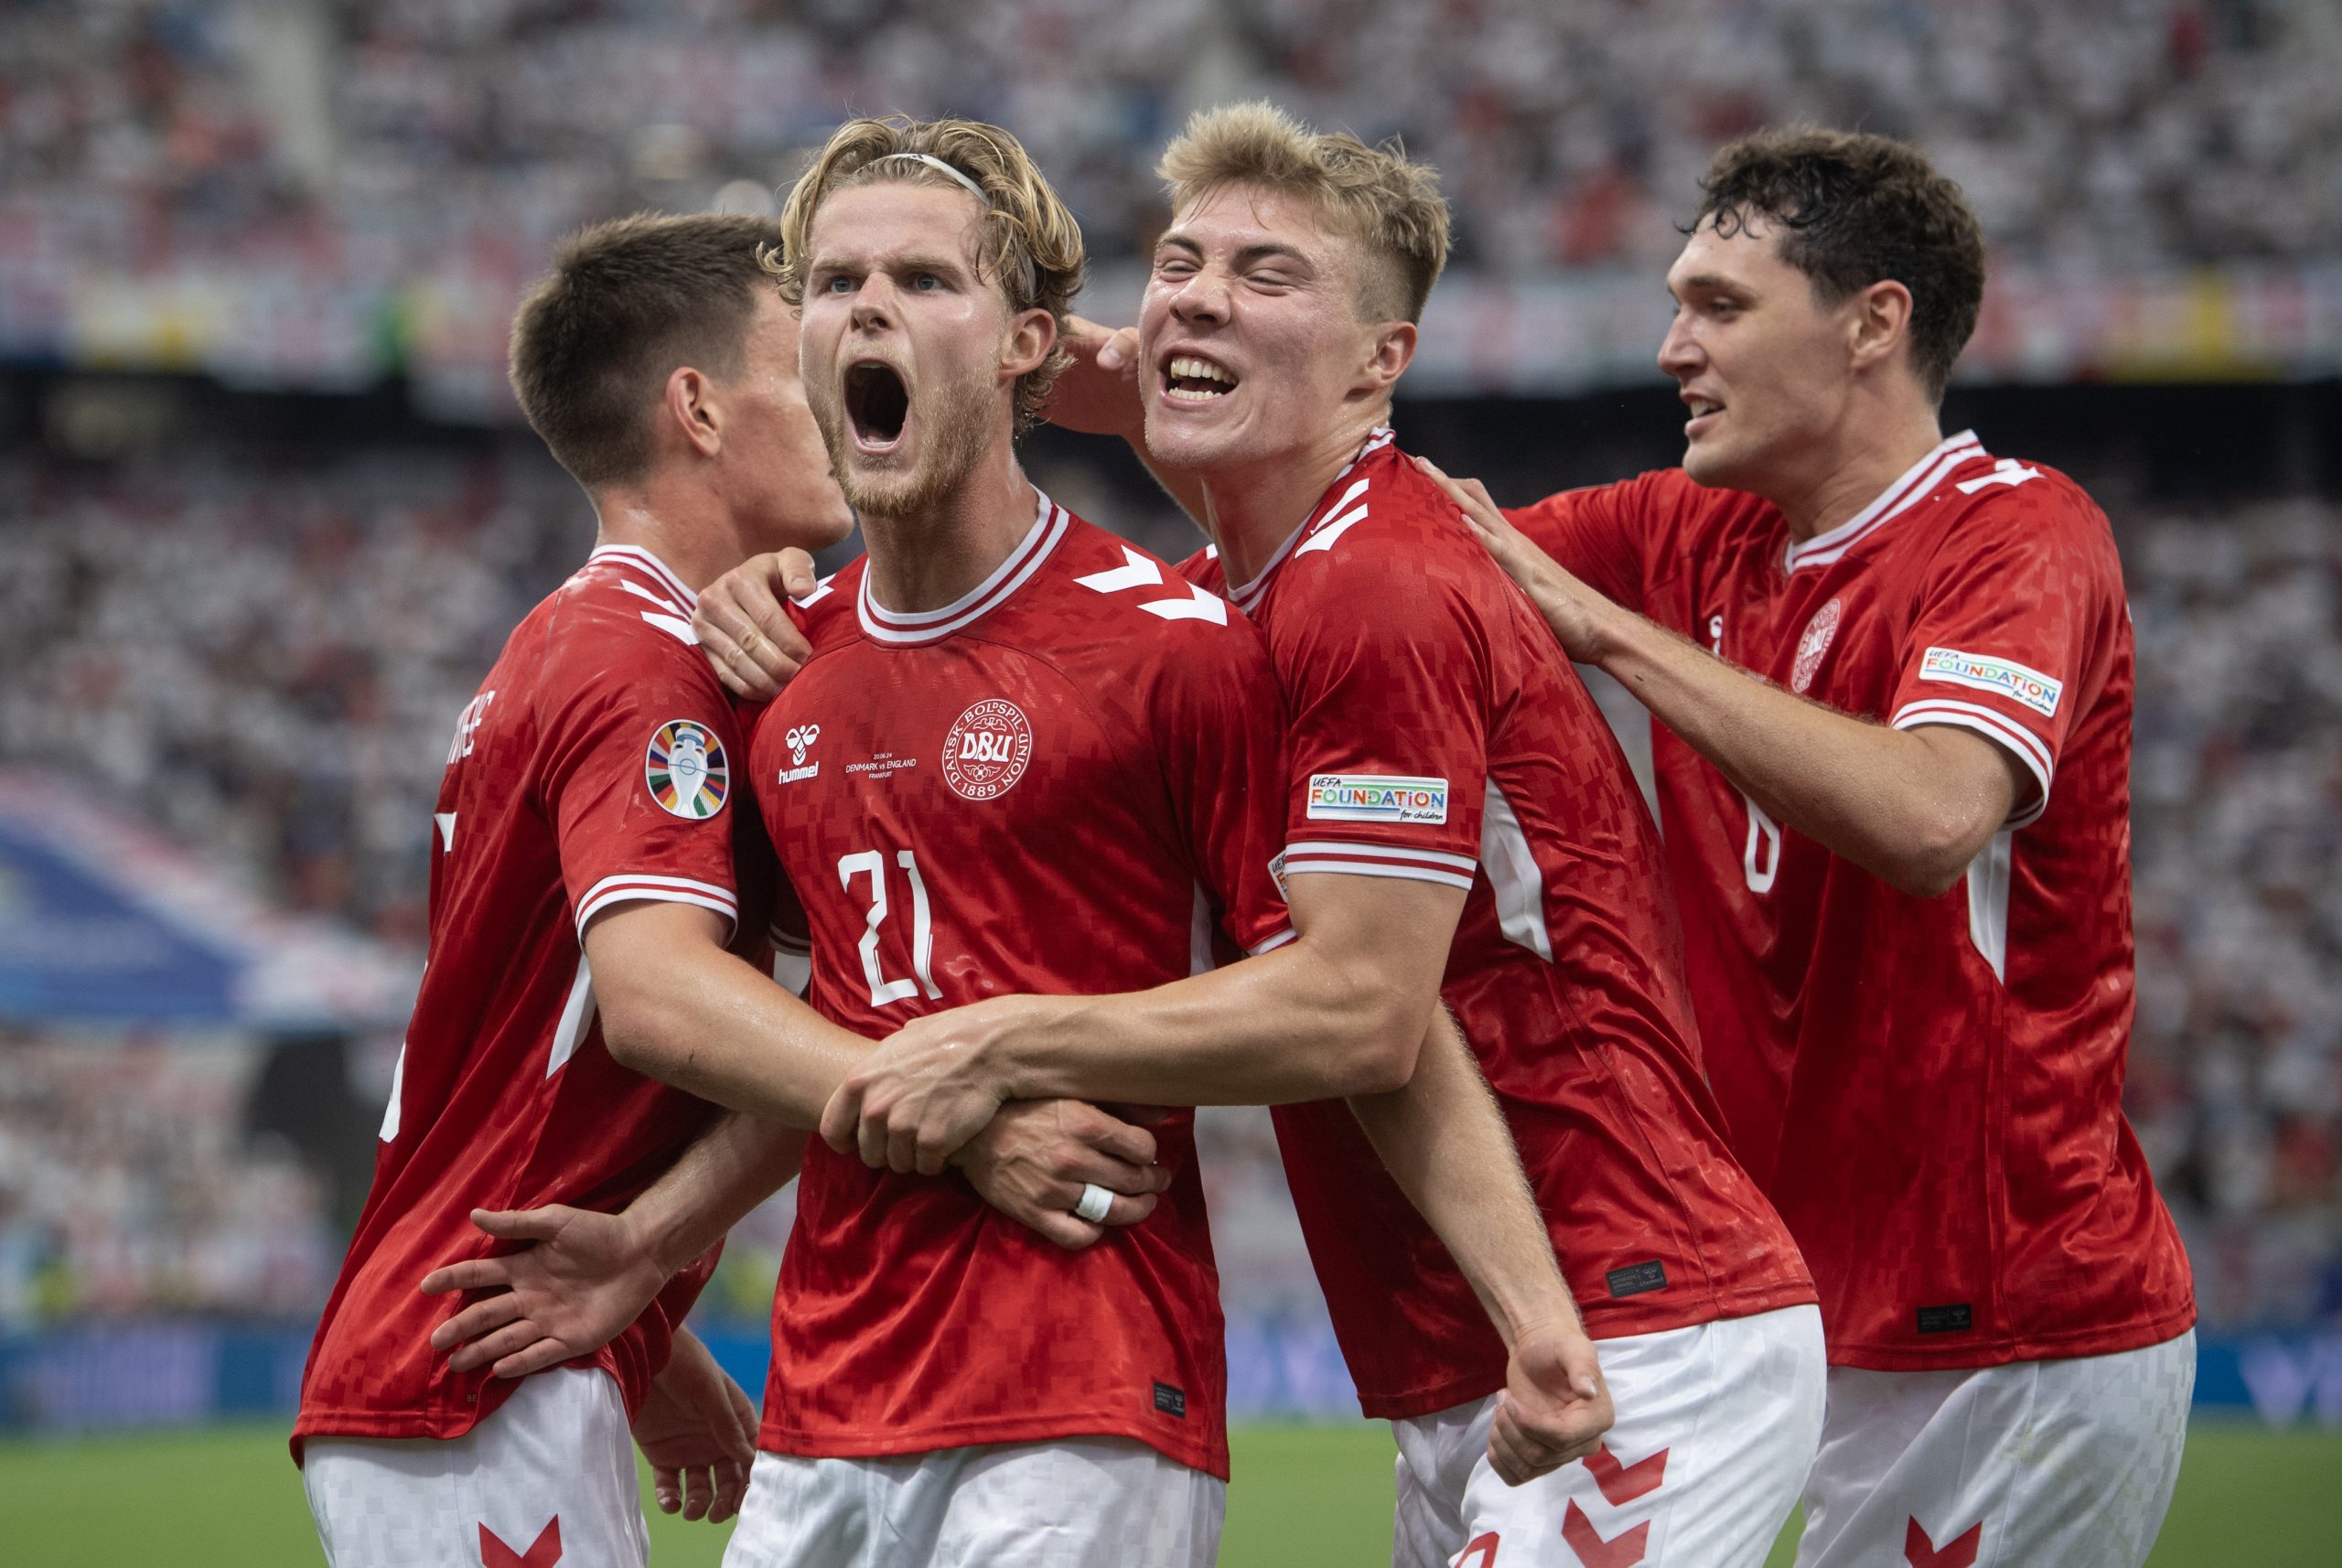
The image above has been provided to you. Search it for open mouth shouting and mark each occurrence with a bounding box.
[1161,351,1239,406]
[845,360,911,454]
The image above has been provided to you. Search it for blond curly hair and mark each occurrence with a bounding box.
[769,116,1085,431]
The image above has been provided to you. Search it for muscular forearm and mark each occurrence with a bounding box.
[999,939,1427,1106]
[593,910,871,1125]
[628,1111,806,1279]
[1347,1011,1575,1348]
[1585,604,2009,894]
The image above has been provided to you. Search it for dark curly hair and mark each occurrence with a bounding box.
[1694,128,1985,401]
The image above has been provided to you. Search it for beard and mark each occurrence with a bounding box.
[811,358,996,523]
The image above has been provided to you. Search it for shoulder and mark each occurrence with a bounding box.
[1930,448,2120,568]
[532,556,725,704]
[786,555,866,652]
[1174,542,1222,593]
[1034,518,1278,714]
[1280,444,1509,621]
[1048,515,1262,650]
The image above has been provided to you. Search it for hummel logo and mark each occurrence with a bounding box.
[779,723,822,784]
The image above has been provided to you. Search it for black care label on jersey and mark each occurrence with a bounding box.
[1606,1261,1668,1298]
[1917,1303,1974,1334]
[1153,1381,1187,1419]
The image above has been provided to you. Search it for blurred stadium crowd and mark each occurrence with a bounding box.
[1,0,2336,302]
[0,445,2338,1335]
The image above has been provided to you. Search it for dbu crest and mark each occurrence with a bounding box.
[940,699,1034,801]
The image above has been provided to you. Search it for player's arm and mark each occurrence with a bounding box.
[1420,457,2023,897]
[1043,316,1210,523]
[424,1086,1174,1378]
[1348,1004,1611,1480]
[586,899,867,1125]
[821,861,1458,1177]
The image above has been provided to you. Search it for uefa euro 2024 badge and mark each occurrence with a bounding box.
[647,719,729,819]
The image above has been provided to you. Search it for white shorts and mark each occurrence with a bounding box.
[724,1436,1225,1568]
[1795,1328,2196,1568]
[1392,1304,1826,1568]
[303,1366,646,1568]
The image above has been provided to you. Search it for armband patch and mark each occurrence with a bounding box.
[1305,774,1449,824]
[1918,648,2062,718]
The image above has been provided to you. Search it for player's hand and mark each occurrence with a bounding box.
[632,1327,758,1523]
[693,547,822,700]
[1413,456,1615,663]
[822,993,1083,1174]
[956,1098,1175,1251]
[1042,315,1146,438]
[1487,1318,1614,1485]
[419,1205,668,1378]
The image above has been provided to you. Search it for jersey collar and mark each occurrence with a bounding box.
[856,487,1070,646]
[587,543,698,608]
[1784,430,1985,573]
[1223,426,1395,613]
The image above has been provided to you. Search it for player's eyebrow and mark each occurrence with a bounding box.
[1672,273,1747,300]
[1154,234,1316,273]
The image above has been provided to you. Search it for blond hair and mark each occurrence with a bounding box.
[1158,102,1450,325]
[769,116,1085,430]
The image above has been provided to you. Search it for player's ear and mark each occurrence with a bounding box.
[663,365,725,460]
[1358,320,1416,397]
[1000,306,1058,381]
[1846,279,1913,378]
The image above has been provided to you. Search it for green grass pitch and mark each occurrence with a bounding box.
[0,1420,2331,1565]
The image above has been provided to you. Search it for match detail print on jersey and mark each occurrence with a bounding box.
[645,719,728,818]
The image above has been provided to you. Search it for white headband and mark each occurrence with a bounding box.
[868,151,1038,299]
[874,152,987,205]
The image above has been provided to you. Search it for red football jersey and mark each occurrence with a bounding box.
[1183,433,1812,1420]
[752,496,1294,1480]
[295,545,761,1455]
[1509,431,2196,1369]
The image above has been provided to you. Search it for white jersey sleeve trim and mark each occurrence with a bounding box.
[1278,843,1477,892]
[575,873,740,940]
[1248,928,1298,956]
[1283,840,1478,873]
[1891,699,2054,829]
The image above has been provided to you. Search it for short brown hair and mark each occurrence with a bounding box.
[769,116,1085,432]
[1157,102,1450,325]
[1695,128,1986,400]
[508,213,782,489]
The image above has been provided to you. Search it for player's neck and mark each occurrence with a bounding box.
[856,446,1042,615]
[588,486,750,596]
[1199,411,1385,587]
[1769,398,1946,542]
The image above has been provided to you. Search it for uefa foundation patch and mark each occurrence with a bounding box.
[646,719,729,819]
[1305,773,1449,824]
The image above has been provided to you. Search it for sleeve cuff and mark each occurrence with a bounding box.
[1279,839,1478,892]
[575,873,740,940]
[1247,928,1298,957]
[1891,700,2054,829]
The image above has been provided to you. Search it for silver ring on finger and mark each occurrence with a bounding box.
[1072,1182,1114,1223]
